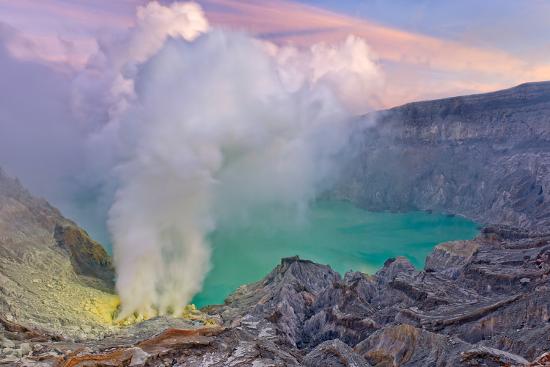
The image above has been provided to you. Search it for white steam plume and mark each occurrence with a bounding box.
[78,1,383,317]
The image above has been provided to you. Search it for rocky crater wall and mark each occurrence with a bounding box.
[334,81,550,230]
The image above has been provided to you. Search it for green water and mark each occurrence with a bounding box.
[192,201,478,307]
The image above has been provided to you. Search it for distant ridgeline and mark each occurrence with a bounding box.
[334,81,550,231]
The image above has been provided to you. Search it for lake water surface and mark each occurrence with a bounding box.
[193,201,478,307]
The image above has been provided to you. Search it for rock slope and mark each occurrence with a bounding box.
[334,81,550,230]
[0,167,117,342]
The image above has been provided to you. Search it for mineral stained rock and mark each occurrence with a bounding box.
[2,82,550,366]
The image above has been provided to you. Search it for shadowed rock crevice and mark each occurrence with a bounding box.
[54,224,114,287]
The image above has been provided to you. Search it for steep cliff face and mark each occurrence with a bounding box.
[335,81,550,230]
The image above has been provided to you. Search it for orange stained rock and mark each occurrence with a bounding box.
[59,348,136,367]
[528,352,550,366]
[137,326,224,352]
[365,324,419,366]
[58,326,224,367]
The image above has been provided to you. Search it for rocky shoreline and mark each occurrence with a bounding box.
[1,82,550,366]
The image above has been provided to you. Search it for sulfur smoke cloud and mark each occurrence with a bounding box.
[79,1,382,316]
[73,2,383,316]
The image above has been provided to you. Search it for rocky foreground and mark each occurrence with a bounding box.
[1,82,550,366]
[1,223,550,366]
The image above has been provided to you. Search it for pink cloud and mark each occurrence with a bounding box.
[0,0,136,30]
[2,0,549,107]
[0,0,142,69]
[202,0,550,106]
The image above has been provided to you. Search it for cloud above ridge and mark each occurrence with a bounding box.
[201,0,550,106]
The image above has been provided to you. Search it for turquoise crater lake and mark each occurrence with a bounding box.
[193,201,478,307]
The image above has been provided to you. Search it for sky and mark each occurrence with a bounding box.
[0,0,549,107]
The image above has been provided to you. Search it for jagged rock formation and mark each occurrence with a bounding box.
[200,225,550,366]
[334,81,550,230]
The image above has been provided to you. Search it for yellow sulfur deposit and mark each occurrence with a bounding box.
[179,304,218,325]
[82,292,121,325]
[97,302,220,327]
